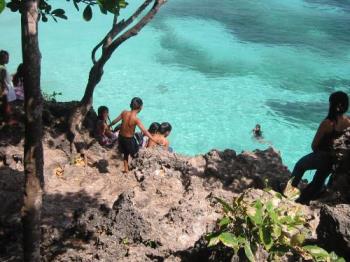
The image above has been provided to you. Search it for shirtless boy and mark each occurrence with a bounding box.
[109,97,156,172]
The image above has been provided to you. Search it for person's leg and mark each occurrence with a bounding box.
[123,154,129,173]
[297,167,332,204]
[297,152,333,203]
[291,152,325,187]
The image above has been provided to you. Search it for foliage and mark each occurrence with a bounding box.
[0,0,5,14]
[2,0,128,22]
[43,91,62,102]
[207,190,345,262]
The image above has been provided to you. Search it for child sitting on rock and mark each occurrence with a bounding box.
[141,122,160,147]
[95,106,118,147]
[147,122,172,151]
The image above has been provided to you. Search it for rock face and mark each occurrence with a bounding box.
[0,129,292,262]
[0,101,303,261]
[329,127,350,203]
[201,148,290,193]
[317,204,350,260]
[41,147,292,261]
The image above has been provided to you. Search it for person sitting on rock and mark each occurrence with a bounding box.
[109,97,157,173]
[288,91,350,204]
[141,122,160,147]
[147,122,172,151]
[12,63,24,101]
[95,106,118,147]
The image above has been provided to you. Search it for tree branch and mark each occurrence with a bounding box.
[91,0,154,64]
[106,0,165,58]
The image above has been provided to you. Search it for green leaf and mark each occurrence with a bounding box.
[219,232,240,252]
[275,192,283,199]
[83,5,92,21]
[218,216,231,229]
[41,13,48,22]
[52,8,67,20]
[244,241,255,262]
[290,233,305,246]
[271,224,282,239]
[73,0,79,11]
[207,233,220,247]
[97,0,119,13]
[51,8,65,16]
[206,232,222,247]
[118,0,128,8]
[6,0,19,12]
[303,245,330,261]
[259,226,273,250]
[214,197,234,213]
[248,200,263,225]
[0,0,5,14]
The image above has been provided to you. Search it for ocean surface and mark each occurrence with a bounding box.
[1,0,350,175]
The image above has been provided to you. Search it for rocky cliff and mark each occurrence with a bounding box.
[0,102,349,261]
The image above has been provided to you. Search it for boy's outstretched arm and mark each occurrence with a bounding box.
[136,119,157,143]
[109,111,124,127]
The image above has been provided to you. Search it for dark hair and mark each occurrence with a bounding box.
[97,106,109,119]
[13,63,24,86]
[326,91,349,122]
[0,50,8,58]
[148,122,160,134]
[159,122,172,135]
[130,97,143,110]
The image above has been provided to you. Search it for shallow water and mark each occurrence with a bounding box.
[1,0,350,176]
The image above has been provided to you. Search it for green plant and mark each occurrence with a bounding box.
[43,91,62,102]
[207,190,345,262]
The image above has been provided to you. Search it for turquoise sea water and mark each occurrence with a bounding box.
[1,0,350,173]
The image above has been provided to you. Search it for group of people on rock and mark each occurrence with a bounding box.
[93,91,350,204]
[0,50,24,125]
[95,97,172,172]
[2,48,350,204]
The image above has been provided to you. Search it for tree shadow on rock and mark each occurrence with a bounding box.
[41,190,102,261]
[0,166,24,262]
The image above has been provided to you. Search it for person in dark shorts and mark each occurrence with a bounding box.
[109,97,157,173]
[288,91,350,204]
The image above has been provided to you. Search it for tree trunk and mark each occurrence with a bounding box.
[21,0,44,261]
[68,62,104,146]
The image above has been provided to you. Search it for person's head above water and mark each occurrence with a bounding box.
[0,50,9,65]
[327,91,349,122]
[148,122,160,134]
[130,97,143,112]
[97,106,109,120]
[253,124,262,137]
[159,122,172,137]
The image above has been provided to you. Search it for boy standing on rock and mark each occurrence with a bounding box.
[109,97,157,173]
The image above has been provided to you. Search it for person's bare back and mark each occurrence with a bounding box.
[109,97,157,172]
[147,133,167,148]
[119,110,139,138]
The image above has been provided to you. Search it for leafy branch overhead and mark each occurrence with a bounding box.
[2,0,130,22]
